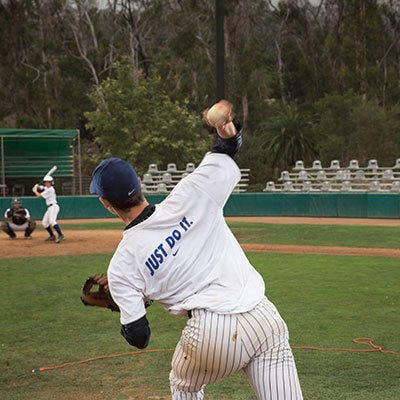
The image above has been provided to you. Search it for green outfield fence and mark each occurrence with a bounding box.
[1,193,399,220]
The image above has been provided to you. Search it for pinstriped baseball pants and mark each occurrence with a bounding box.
[170,297,303,400]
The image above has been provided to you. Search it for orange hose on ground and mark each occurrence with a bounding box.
[32,348,175,372]
[32,338,399,373]
[291,337,400,355]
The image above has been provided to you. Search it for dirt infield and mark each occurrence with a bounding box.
[1,217,399,259]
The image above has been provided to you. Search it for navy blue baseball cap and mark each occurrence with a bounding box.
[90,157,141,201]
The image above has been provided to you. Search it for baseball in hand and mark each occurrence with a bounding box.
[203,100,233,127]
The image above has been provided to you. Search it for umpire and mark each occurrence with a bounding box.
[1,198,36,239]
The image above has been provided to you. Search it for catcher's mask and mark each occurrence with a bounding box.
[12,197,21,207]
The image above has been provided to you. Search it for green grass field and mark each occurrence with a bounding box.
[228,222,400,248]
[61,220,400,248]
[1,222,399,399]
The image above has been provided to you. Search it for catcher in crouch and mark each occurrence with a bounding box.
[1,197,36,239]
[85,100,303,399]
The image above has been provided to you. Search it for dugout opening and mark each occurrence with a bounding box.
[0,129,81,197]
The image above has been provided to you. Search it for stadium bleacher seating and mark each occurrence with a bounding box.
[330,160,340,169]
[141,162,250,194]
[312,160,322,170]
[348,159,359,169]
[263,158,400,193]
[263,181,277,192]
[390,181,400,192]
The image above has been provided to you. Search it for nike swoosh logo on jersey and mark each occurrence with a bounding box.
[172,248,180,256]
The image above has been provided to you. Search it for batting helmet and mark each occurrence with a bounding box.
[43,175,53,182]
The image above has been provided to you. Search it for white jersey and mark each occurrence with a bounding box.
[108,152,265,325]
[5,208,30,219]
[40,186,57,206]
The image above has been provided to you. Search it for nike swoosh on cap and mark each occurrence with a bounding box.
[127,188,136,196]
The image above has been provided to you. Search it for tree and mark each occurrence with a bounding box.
[85,59,209,175]
[313,91,400,167]
[1,0,400,186]
[348,100,400,166]
[260,105,319,173]
[313,90,361,164]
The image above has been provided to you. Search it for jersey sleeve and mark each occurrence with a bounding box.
[108,260,147,325]
[167,124,243,209]
[40,188,51,200]
[173,152,241,209]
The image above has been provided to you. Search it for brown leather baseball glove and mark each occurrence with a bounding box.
[81,274,120,312]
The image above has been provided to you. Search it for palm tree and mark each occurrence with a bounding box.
[261,106,319,173]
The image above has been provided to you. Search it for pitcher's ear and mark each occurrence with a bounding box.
[99,196,111,208]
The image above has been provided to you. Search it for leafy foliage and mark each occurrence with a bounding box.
[85,59,209,174]
[1,0,400,185]
[313,91,400,166]
[260,106,319,172]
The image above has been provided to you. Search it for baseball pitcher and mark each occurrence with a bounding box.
[87,101,303,399]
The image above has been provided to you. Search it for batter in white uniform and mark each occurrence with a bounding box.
[90,111,303,399]
[32,175,64,243]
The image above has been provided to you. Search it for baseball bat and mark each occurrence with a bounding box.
[44,165,57,179]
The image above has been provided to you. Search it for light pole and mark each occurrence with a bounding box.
[215,0,225,100]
